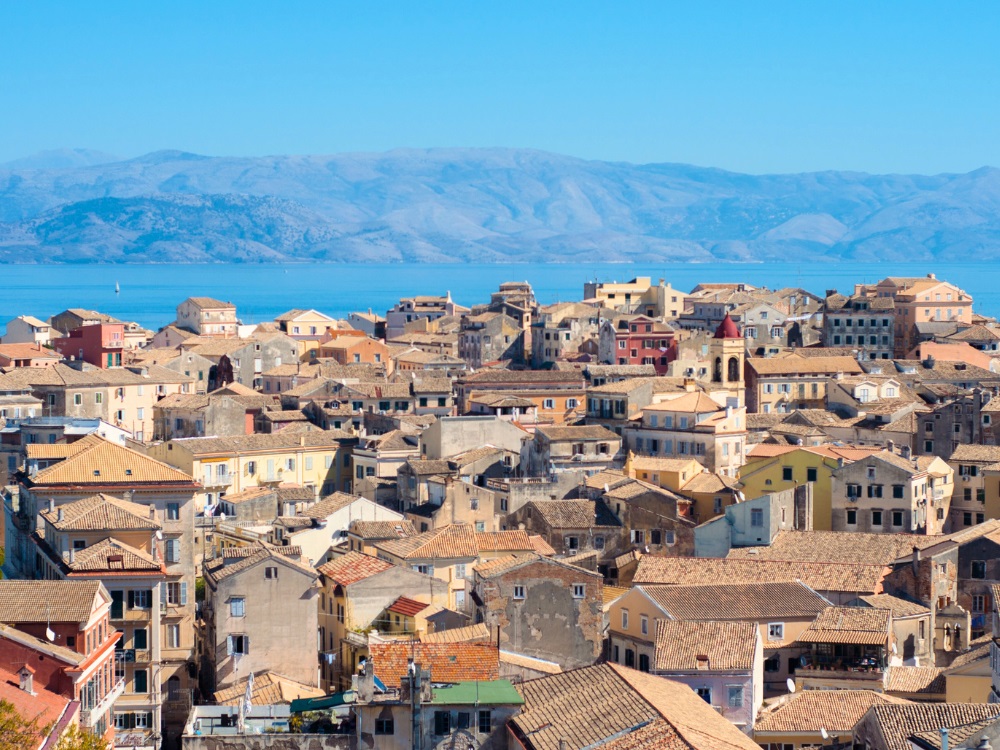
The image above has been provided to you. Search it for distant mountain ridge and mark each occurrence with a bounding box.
[1,147,999,263]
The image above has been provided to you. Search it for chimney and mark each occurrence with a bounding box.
[56,508,64,522]
[300,435,306,446]
[149,505,157,520]
[940,728,949,750]
[560,742,570,750]
[68,548,75,564]
[887,440,895,454]
[976,736,991,750]
[47,498,55,513]
[901,445,911,459]
[17,665,34,694]
[912,546,921,575]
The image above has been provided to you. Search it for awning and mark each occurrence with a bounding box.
[290,691,355,713]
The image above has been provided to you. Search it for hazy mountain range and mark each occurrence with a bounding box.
[1,147,999,263]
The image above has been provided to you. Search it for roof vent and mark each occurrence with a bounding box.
[17,665,34,694]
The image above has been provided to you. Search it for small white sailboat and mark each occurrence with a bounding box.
[115,281,120,294]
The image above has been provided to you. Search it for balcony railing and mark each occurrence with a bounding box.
[81,677,125,727]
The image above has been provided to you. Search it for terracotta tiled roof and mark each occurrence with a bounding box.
[349,520,418,541]
[639,581,829,622]
[376,523,479,560]
[798,606,890,645]
[0,666,71,747]
[462,370,584,385]
[948,444,1000,463]
[525,500,622,529]
[645,392,722,413]
[726,530,940,566]
[653,620,758,671]
[29,436,196,486]
[633,556,886,595]
[168,431,352,455]
[856,594,929,619]
[528,535,556,556]
[0,580,105,623]
[476,530,535,553]
[316,551,395,587]
[862,704,1000,750]
[184,296,235,309]
[220,487,274,505]
[421,623,491,644]
[40,494,161,531]
[886,666,946,694]
[910,716,1000,750]
[943,636,991,673]
[535,425,620,442]
[214,671,326,706]
[512,663,761,750]
[205,542,317,583]
[386,596,430,617]
[369,642,499,687]
[755,690,909,734]
[64,538,164,574]
[301,492,363,519]
[747,355,864,375]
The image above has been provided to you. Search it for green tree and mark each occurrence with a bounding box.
[0,698,52,750]
[55,724,110,750]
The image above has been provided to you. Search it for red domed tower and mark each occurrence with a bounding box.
[710,313,745,406]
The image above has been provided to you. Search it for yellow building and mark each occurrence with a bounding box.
[624,454,739,522]
[738,444,883,531]
[943,640,991,703]
[146,431,355,506]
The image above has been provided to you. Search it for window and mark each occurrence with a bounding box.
[768,622,784,641]
[168,624,180,649]
[454,563,466,580]
[892,485,905,499]
[265,566,278,579]
[164,539,180,563]
[434,711,450,735]
[133,669,148,694]
[846,509,857,526]
[573,584,585,599]
[973,595,986,613]
[621,609,629,629]
[972,560,987,579]
[543,398,555,409]
[130,589,151,609]
[964,512,973,526]
[892,510,904,528]
[227,635,249,655]
[751,508,763,527]
[728,685,743,708]
[640,615,648,636]
[696,687,712,704]
[166,503,180,521]
[513,586,525,600]
[375,718,394,735]
[74,393,82,405]
[867,484,883,498]
[478,710,492,734]
[764,655,781,672]
[166,582,187,606]
[782,466,793,481]
[807,467,818,482]
[872,509,883,526]
[133,628,147,649]
[230,597,245,617]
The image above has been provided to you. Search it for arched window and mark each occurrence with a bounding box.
[713,357,722,383]
[727,357,740,383]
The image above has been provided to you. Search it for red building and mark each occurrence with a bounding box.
[0,580,122,743]
[53,323,125,368]
[600,314,678,374]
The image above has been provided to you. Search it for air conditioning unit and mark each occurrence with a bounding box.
[848,496,859,503]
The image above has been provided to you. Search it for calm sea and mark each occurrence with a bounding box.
[2,261,1000,334]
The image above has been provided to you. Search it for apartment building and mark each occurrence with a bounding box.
[745,355,864,413]
[874,275,974,356]
[824,288,895,359]
[147,431,356,502]
[175,297,239,337]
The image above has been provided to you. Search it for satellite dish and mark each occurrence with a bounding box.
[220,512,226,522]
[155,530,163,540]
[821,728,829,740]
[46,627,56,642]
[891,642,897,654]
[786,678,795,693]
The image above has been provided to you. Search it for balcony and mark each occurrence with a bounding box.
[204,474,233,488]
[115,730,156,750]
[81,677,125,728]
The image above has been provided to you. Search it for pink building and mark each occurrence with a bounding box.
[53,323,125,368]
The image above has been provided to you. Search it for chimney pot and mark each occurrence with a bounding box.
[56,508,64,522]
[48,499,55,513]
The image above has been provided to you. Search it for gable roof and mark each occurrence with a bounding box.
[316,551,395,587]
[639,581,829,622]
[653,620,758,671]
[375,523,479,560]
[755,690,909,734]
[512,663,761,750]
[204,542,317,584]
[634,556,886,596]
[0,580,105,623]
[798,606,890,645]
[526,500,622,529]
[349,520,418,541]
[726,530,940,567]
[213,670,325,706]
[747,355,864,376]
[863,704,1000,750]
[40,493,161,531]
[29,435,196,486]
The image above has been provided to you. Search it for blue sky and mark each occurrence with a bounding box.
[1,2,998,173]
